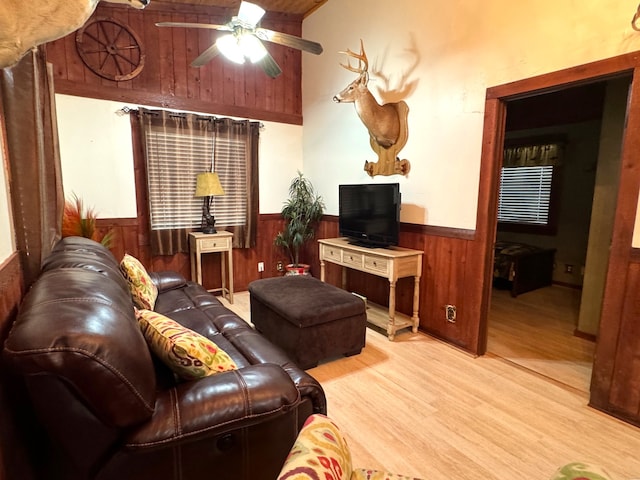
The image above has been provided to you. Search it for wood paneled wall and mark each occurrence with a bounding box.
[98,215,484,351]
[0,253,39,480]
[46,1,304,124]
[98,214,291,291]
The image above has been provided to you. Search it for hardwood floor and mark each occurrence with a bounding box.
[488,285,594,393]
[220,291,640,479]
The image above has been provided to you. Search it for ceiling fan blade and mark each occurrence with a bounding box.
[156,22,231,31]
[255,28,323,55]
[256,52,282,78]
[237,1,265,27]
[191,43,221,67]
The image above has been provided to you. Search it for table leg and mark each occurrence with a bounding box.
[196,248,203,285]
[320,259,325,282]
[227,247,234,304]
[387,280,396,341]
[412,275,420,333]
[221,251,227,302]
[190,249,197,283]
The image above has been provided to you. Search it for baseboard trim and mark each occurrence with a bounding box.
[552,281,582,290]
[574,329,597,342]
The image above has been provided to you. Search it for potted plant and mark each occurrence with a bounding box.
[62,193,114,247]
[274,171,325,275]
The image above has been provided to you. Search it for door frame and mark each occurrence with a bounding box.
[475,52,640,403]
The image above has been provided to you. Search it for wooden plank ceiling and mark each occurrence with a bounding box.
[160,0,328,17]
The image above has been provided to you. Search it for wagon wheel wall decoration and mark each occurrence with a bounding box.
[76,18,145,81]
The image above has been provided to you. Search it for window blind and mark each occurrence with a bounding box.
[497,165,553,225]
[211,138,247,227]
[145,130,247,230]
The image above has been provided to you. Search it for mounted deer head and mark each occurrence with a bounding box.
[0,0,149,69]
[333,40,411,177]
[333,39,401,149]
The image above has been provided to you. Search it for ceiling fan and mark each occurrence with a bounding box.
[156,1,323,78]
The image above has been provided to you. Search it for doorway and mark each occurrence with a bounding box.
[485,79,628,392]
[474,54,640,418]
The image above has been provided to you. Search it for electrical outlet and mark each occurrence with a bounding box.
[258,261,265,272]
[445,304,456,323]
[276,261,284,272]
[565,264,573,273]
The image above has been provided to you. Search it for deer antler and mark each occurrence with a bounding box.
[338,39,368,74]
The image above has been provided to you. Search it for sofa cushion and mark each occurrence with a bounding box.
[136,309,237,380]
[120,253,158,310]
[4,268,157,427]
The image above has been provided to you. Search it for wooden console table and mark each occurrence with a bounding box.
[318,237,423,340]
[189,231,234,304]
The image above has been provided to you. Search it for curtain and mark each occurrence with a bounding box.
[211,118,259,250]
[503,141,564,167]
[0,47,63,288]
[135,109,258,255]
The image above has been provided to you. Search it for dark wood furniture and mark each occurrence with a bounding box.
[493,241,556,297]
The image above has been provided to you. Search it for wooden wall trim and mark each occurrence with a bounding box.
[472,96,507,354]
[630,247,640,263]
[402,222,475,240]
[54,80,303,125]
[298,214,476,241]
[590,65,640,409]
[96,218,138,227]
[487,51,640,100]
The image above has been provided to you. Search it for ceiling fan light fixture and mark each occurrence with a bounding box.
[217,34,246,64]
[239,34,267,63]
[237,1,266,26]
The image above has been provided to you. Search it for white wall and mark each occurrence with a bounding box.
[0,129,14,260]
[302,0,640,235]
[7,1,640,263]
[57,95,137,218]
[56,94,303,218]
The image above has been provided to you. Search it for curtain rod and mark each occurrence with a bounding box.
[115,106,264,128]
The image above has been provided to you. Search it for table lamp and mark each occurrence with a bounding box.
[195,172,225,234]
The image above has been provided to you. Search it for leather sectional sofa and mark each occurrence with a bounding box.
[3,236,326,480]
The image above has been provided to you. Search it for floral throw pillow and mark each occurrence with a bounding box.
[136,309,237,381]
[277,414,353,480]
[549,462,612,480]
[120,253,158,310]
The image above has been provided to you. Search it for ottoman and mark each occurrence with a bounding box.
[248,276,367,369]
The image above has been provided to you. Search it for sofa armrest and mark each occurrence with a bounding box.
[277,414,353,480]
[124,363,300,448]
[148,271,187,293]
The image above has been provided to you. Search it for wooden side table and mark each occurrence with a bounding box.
[189,231,234,304]
[318,237,423,340]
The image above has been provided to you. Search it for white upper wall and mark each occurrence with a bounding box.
[3,1,640,263]
[302,0,640,241]
[57,95,138,218]
[56,94,303,218]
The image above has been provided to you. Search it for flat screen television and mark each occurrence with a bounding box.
[339,183,401,247]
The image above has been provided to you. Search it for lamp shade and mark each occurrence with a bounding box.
[195,172,225,197]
